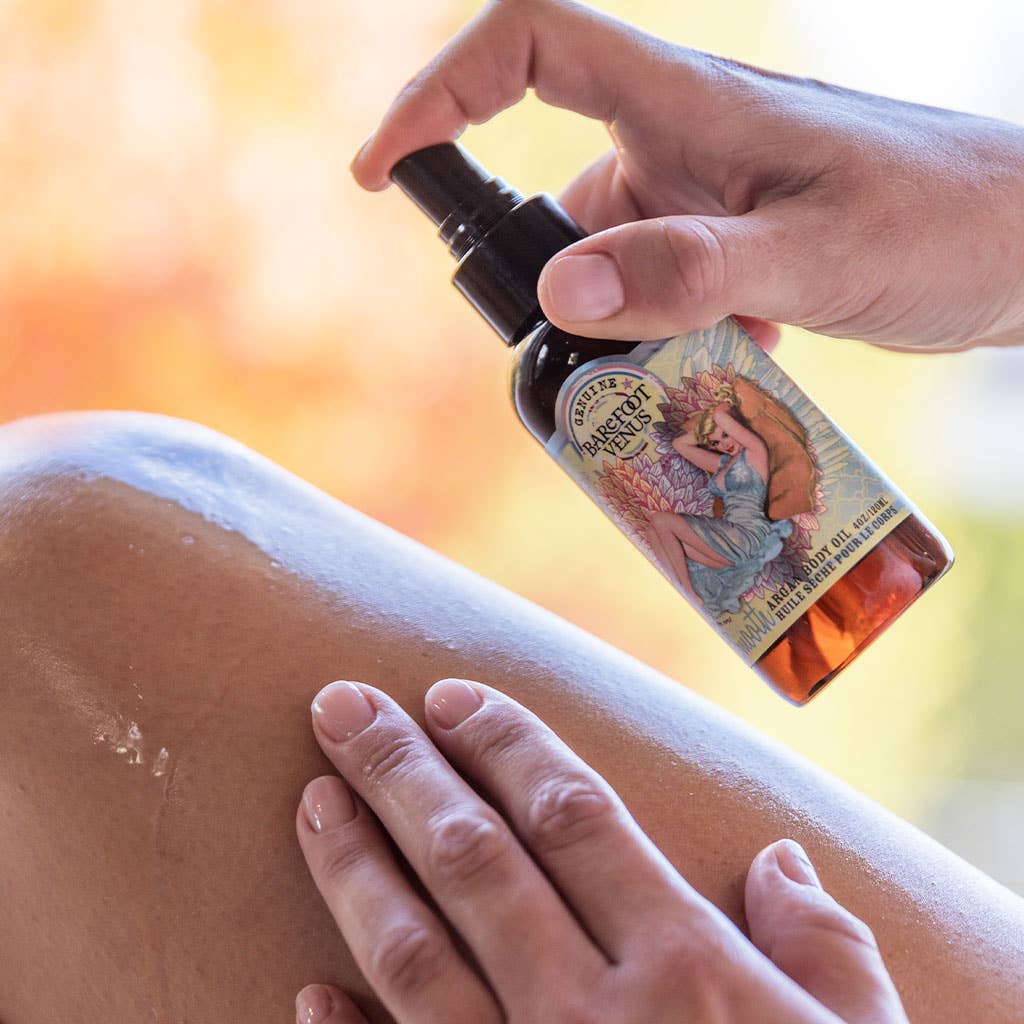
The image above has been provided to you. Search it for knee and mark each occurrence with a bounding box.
[0,411,265,617]
[0,409,282,549]
[0,411,335,719]
[0,412,368,1023]
[0,409,415,726]
[0,409,361,800]
[1,408,246,528]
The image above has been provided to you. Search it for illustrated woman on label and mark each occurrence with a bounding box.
[644,381,816,619]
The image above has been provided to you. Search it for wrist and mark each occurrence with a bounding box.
[962,118,1024,346]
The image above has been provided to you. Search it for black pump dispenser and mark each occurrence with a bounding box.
[390,142,586,345]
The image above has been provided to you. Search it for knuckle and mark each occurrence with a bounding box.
[649,916,733,998]
[316,835,372,888]
[791,899,880,952]
[427,812,508,886]
[369,923,449,996]
[525,774,619,854]
[657,914,722,968]
[659,217,729,308]
[520,980,606,1024]
[467,712,535,766]
[359,733,422,789]
[675,934,724,985]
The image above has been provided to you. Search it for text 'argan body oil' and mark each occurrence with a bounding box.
[390,142,953,705]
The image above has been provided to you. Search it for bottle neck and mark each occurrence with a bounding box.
[440,178,522,261]
[451,193,587,345]
[388,143,588,345]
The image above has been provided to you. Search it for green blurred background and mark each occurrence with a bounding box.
[1,0,1021,892]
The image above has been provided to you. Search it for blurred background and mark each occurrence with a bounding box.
[1,0,1022,893]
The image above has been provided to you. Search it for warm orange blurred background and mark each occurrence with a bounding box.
[2,0,1023,892]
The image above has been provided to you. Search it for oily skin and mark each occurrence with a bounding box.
[296,679,904,1023]
[0,412,1022,1024]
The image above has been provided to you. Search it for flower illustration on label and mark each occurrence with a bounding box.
[561,363,669,460]
[548,321,911,662]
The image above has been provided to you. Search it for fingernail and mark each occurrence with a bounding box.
[296,984,334,1024]
[303,776,356,832]
[427,678,483,730]
[312,681,376,742]
[775,839,821,888]
[542,253,625,321]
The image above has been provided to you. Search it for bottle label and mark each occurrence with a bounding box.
[545,318,911,663]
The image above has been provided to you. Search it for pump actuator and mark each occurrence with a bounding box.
[390,142,586,345]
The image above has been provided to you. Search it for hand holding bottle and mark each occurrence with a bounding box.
[352,0,956,701]
[351,0,1024,352]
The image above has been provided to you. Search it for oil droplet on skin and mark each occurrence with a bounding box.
[92,710,172,777]
[152,747,170,778]
[93,713,154,769]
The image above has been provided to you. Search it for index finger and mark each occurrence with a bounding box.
[309,681,607,998]
[423,679,716,960]
[350,0,674,190]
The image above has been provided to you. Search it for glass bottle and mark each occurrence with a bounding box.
[390,142,953,704]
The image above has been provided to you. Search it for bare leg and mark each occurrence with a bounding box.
[646,512,732,604]
[0,412,1021,1024]
[645,519,702,603]
[648,511,732,569]
[643,519,700,602]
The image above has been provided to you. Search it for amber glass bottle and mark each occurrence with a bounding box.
[390,142,953,705]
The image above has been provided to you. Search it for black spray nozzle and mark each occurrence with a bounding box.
[391,142,522,260]
[389,142,587,345]
[390,143,504,227]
